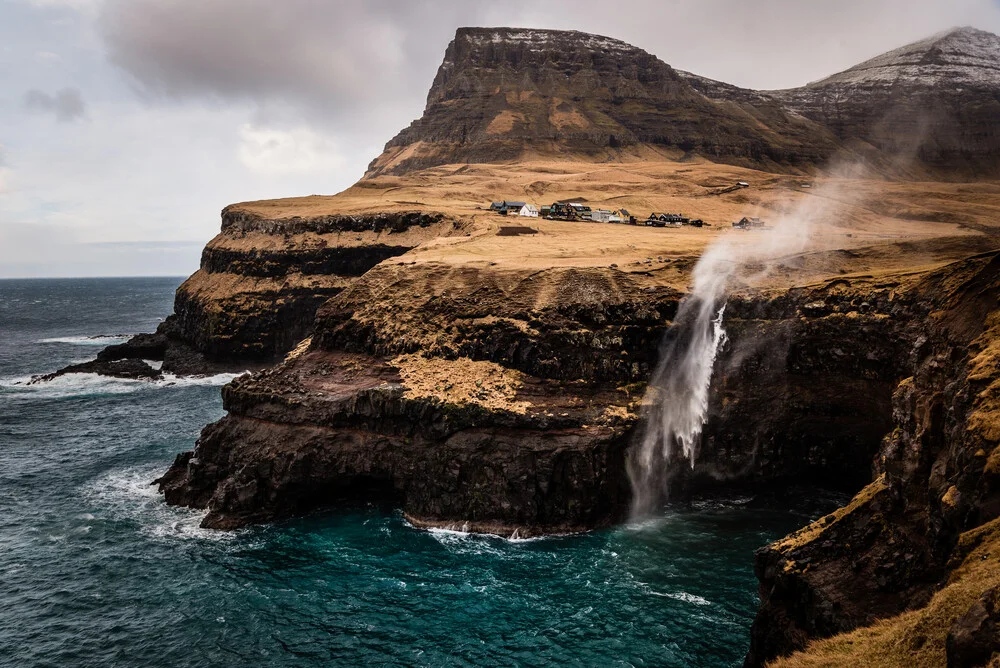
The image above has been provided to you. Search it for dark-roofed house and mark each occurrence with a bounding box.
[733,216,764,229]
[492,201,527,215]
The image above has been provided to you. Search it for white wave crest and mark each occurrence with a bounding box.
[0,370,247,399]
[82,466,237,542]
[37,334,133,345]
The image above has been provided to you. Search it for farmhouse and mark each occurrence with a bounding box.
[733,216,765,229]
[490,201,527,215]
[518,204,539,217]
[590,209,615,223]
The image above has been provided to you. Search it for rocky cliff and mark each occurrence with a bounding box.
[158,259,923,536]
[367,27,841,176]
[86,206,465,376]
[746,251,1000,666]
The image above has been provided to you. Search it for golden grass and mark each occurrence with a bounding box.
[389,353,531,413]
[222,158,1000,291]
[770,519,1000,668]
[772,474,888,555]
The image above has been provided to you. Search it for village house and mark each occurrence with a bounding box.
[590,208,615,223]
[490,201,527,215]
[518,204,539,217]
[733,216,765,229]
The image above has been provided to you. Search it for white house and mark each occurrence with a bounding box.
[518,204,539,217]
[590,209,614,223]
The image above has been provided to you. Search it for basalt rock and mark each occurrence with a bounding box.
[157,348,634,535]
[48,209,464,378]
[159,260,932,536]
[30,357,162,383]
[745,251,1000,666]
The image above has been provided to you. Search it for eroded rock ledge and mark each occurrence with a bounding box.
[48,208,465,377]
[157,348,633,535]
[747,251,1000,667]
[159,260,922,540]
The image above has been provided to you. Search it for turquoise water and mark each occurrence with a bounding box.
[0,278,840,667]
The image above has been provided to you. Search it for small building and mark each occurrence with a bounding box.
[646,213,666,227]
[590,209,615,223]
[658,213,688,226]
[733,216,765,229]
[618,208,637,225]
[518,204,539,217]
[689,218,706,227]
[491,200,526,215]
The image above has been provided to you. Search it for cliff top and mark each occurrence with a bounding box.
[451,26,636,53]
[223,156,998,290]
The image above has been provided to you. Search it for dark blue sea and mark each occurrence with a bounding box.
[0,277,839,667]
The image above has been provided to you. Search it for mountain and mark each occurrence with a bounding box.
[685,27,1000,175]
[373,26,1000,178]
[366,27,840,176]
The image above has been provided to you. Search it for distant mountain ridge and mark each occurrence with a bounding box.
[685,26,1000,175]
[369,26,1000,178]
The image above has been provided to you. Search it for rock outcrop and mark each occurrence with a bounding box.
[746,251,1000,666]
[159,260,924,536]
[54,208,465,377]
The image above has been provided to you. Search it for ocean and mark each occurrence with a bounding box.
[0,277,839,667]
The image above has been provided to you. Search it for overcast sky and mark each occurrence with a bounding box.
[2,0,999,278]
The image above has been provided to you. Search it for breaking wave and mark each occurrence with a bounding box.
[0,371,247,400]
[37,334,134,345]
[81,466,237,543]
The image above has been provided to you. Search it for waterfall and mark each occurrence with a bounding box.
[628,249,733,518]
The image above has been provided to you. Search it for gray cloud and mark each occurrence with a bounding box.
[23,87,86,121]
[98,0,494,132]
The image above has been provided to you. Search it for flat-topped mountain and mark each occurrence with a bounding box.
[367,27,840,176]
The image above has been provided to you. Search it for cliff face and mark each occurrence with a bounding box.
[746,251,1000,666]
[157,265,677,534]
[368,27,840,176]
[95,207,464,374]
[158,260,925,537]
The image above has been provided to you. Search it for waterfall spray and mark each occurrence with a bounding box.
[627,246,735,517]
[625,158,885,518]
